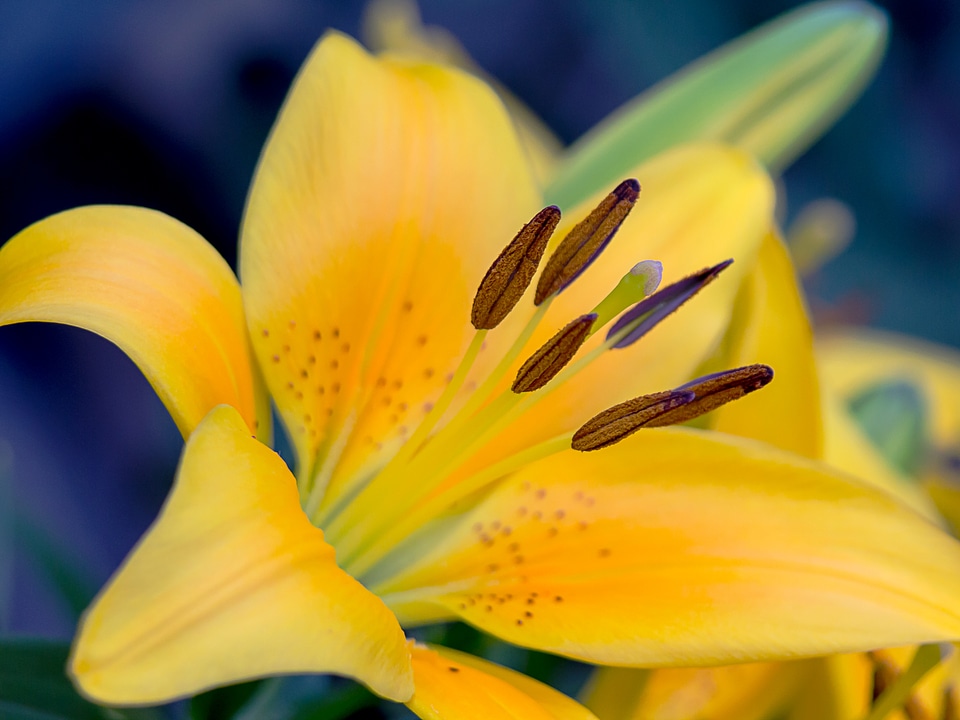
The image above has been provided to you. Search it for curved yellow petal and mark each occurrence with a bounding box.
[925,478,960,535]
[407,644,597,720]
[240,32,540,506]
[582,661,807,720]
[376,428,960,666]
[0,206,268,437]
[712,229,822,459]
[361,0,563,187]
[818,328,960,447]
[462,144,775,475]
[70,405,412,705]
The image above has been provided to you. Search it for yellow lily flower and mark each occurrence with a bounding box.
[5,31,960,719]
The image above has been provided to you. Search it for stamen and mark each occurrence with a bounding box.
[571,364,773,451]
[645,364,774,427]
[606,259,733,349]
[534,179,640,304]
[572,390,695,451]
[512,314,597,393]
[472,205,561,329]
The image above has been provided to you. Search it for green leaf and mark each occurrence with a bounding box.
[546,1,888,209]
[848,379,929,478]
[0,638,102,720]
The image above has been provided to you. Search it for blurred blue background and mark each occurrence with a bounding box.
[0,0,957,643]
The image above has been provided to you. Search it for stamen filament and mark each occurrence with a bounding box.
[387,331,487,475]
[324,301,551,541]
[332,280,667,558]
[348,433,573,579]
[303,412,358,519]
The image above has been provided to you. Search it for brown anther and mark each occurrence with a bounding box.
[643,364,774,428]
[472,205,561,329]
[535,179,640,304]
[572,390,694,451]
[512,313,597,393]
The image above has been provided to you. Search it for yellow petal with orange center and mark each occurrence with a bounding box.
[0,206,268,437]
[712,229,822,458]
[361,0,563,187]
[240,32,539,509]
[375,428,960,665]
[582,661,808,720]
[407,644,597,720]
[70,405,412,705]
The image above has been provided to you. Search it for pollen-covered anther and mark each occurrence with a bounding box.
[512,313,597,393]
[571,390,695,451]
[644,364,774,428]
[607,259,733,349]
[472,205,561,329]
[535,179,640,304]
[572,364,774,451]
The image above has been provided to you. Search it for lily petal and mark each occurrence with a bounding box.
[376,428,960,665]
[582,661,808,720]
[712,229,822,459]
[70,405,413,705]
[240,32,539,505]
[0,206,268,437]
[361,0,564,187]
[407,644,597,720]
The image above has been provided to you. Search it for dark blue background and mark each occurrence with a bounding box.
[0,0,957,639]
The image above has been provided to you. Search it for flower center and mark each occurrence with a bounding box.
[305,180,772,581]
